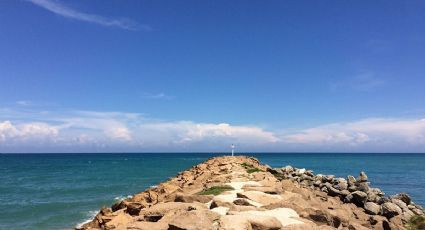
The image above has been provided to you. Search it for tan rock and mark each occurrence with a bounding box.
[168,210,220,230]
[219,214,283,230]
[237,191,282,206]
[174,193,214,203]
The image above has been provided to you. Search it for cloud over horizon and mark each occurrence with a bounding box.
[1,107,425,153]
[27,0,149,31]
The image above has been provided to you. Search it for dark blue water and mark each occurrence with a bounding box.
[0,153,424,230]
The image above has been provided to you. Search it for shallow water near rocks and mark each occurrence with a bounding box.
[0,153,424,230]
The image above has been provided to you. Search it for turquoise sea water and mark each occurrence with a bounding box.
[0,153,424,230]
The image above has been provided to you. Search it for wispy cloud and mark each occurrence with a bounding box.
[283,118,425,152]
[142,92,175,100]
[330,72,386,92]
[16,100,32,106]
[27,0,150,31]
[1,107,425,152]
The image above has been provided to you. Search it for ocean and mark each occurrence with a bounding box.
[0,153,424,230]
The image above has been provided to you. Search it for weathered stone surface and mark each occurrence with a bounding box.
[391,198,408,211]
[393,193,411,205]
[381,202,403,219]
[358,172,368,182]
[327,186,342,197]
[168,210,219,230]
[347,175,357,187]
[174,193,213,203]
[219,214,282,230]
[348,223,370,230]
[364,202,381,215]
[333,178,348,191]
[237,191,282,206]
[345,191,368,207]
[356,182,370,192]
[233,199,253,206]
[126,202,145,216]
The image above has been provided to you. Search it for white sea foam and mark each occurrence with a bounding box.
[114,195,133,201]
[75,210,98,228]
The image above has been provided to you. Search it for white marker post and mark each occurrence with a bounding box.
[231,144,235,156]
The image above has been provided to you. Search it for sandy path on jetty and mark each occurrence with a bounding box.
[209,176,305,227]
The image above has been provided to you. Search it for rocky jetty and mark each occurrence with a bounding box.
[77,156,424,230]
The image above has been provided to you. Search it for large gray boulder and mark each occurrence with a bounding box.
[381,202,403,219]
[333,178,348,191]
[345,191,368,207]
[364,202,381,215]
[391,198,408,212]
[367,188,384,202]
[392,193,411,205]
[356,182,370,192]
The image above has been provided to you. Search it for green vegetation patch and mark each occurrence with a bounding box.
[246,168,263,174]
[241,162,263,174]
[241,162,254,169]
[198,185,234,195]
[406,215,425,230]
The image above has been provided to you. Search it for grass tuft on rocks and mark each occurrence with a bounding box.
[197,185,234,195]
[241,162,263,174]
[246,168,263,173]
[406,215,425,230]
[241,162,254,168]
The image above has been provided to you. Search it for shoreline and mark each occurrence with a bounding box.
[77,155,424,230]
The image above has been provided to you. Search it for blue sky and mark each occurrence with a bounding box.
[0,0,425,153]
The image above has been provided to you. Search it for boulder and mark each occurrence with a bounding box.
[377,197,391,205]
[347,175,357,187]
[219,214,283,230]
[323,175,335,182]
[348,186,358,192]
[315,174,324,181]
[340,190,350,197]
[284,165,294,172]
[233,199,254,206]
[348,223,370,230]
[300,174,314,181]
[345,191,368,207]
[327,186,342,197]
[126,202,145,216]
[358,172,368,182]
[392,193,411,205]
[346,191,368,205]
[401,209,415,223]
[364,202,381,215]
[174,193,213,203]
[356,182,370,192]
[168,210,220,230]
[391,198,408,211]
[237,191,282,206]
[381,202,403,219]
[305,170,314,177]
[333,178,348,191]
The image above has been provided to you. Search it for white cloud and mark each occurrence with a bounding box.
[16,100,32,106]
[27,0,150,31]
[142,92,174,100]
[0,109,278,152]
[0,120,58,144]
[1,107,425,152]
[138,121,279,146]
[283,118,425,150]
